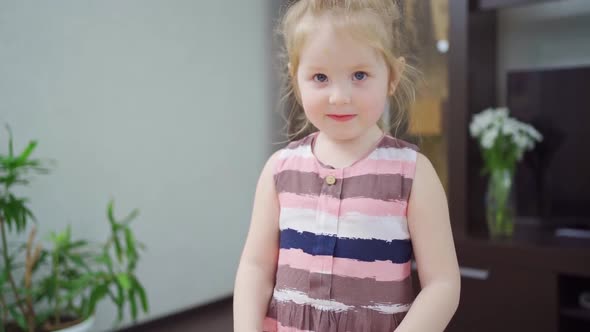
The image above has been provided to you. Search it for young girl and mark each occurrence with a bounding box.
[234,0,460,331]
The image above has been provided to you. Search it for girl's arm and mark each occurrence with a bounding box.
[233,151,281,332]
[395,153,461,332]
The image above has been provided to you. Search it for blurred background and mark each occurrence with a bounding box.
[1,0,589,331]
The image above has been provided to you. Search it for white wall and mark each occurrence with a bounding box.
[0,1,272,331]
[497,0,590,104]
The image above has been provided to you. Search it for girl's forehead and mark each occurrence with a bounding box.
[297,16,384,66]
[299,28,383,67]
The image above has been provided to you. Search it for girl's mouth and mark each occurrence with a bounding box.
[327,114,357,122]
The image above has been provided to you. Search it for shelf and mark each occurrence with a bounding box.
[464,222,590,250]
[560,307,590,322]
[477,0,564,10]
[455,224,590,277]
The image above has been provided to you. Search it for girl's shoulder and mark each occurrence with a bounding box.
[271,133,315,177]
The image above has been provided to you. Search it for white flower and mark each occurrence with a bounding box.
[469,106,543,167]
[501,118,518,136]
[513,132,529,151]
[495,107,509,120]
[469,121,479,137]
[523,123,543,142]
[470,108,502,138]
[470,111,488,137]
[481,125,499,149]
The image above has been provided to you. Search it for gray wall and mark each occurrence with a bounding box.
[0,1,272,330]
[497,0,590,104]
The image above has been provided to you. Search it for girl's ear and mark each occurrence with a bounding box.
[389,57,406,96]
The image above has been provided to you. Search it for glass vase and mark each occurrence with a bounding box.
[485,168,515,239]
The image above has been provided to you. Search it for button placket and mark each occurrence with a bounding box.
[309,168,343,300]
[323,168,343,275]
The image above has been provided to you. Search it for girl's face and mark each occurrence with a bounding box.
[295,20,392,141]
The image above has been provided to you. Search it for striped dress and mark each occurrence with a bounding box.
[263,131,419,332]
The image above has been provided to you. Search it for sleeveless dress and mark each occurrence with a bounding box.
[263,131,419,332]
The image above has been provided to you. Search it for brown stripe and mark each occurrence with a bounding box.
[275,265,415,306]
[276,170,414,201]
[265,298,408,331]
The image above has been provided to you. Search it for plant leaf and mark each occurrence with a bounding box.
[67,240,89,250]
[115,281,125,322]
[0,267,8,286]
[107,200,116,226]
[132,275,149,313]
[95,253,114,274]
[16,141,38,165]
[6,124,14,157]
[125,228,137,263]
[116,273,132,291]
[7,306,27,330]
[114,236,123,263]
[67,253,91,272]
[121,208,139,226]
[128,287,138,320]
[88,283,109,315]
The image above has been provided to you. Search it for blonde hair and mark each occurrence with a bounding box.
[276,0,420,142]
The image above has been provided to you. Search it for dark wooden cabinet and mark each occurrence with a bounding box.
[443,233,590,332]
[451,268,556,331]
[448,242,558,332]
[447,3,590,330]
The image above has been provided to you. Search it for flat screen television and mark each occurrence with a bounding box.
[507,65,590,231]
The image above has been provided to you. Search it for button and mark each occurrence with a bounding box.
[325,175,336,185]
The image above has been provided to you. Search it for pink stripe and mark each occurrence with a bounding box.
[349,158,415,178]
[263,318,313,332]
[279,193,407,217]
[277,155,415,178]
[278,248,411,282]
[263,317,277,331]
[279,323,313,332]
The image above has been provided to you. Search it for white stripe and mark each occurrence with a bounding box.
[279,208,410,241]
[273,289,353,312]
[362,303,411,314]
[274,289,412,314]
[367,147,417,162]
[278,145,313,159]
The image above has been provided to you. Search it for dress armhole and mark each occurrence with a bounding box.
[271,149,285,189]
[405,149,420,216]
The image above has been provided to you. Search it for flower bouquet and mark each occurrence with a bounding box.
[469,107,543,238]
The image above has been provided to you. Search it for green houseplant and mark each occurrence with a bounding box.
[0,127,149,332]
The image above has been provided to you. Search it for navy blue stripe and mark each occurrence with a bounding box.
[279,229,412,263]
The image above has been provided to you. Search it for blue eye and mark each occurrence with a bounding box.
[353,71,368,81]
[313,73,328,82]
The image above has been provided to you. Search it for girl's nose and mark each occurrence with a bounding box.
[328,85,351,105]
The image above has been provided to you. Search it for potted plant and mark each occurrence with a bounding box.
[1,127,149,332]
[469,107,543,238]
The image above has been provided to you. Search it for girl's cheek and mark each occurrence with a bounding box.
[301,88,324,103]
